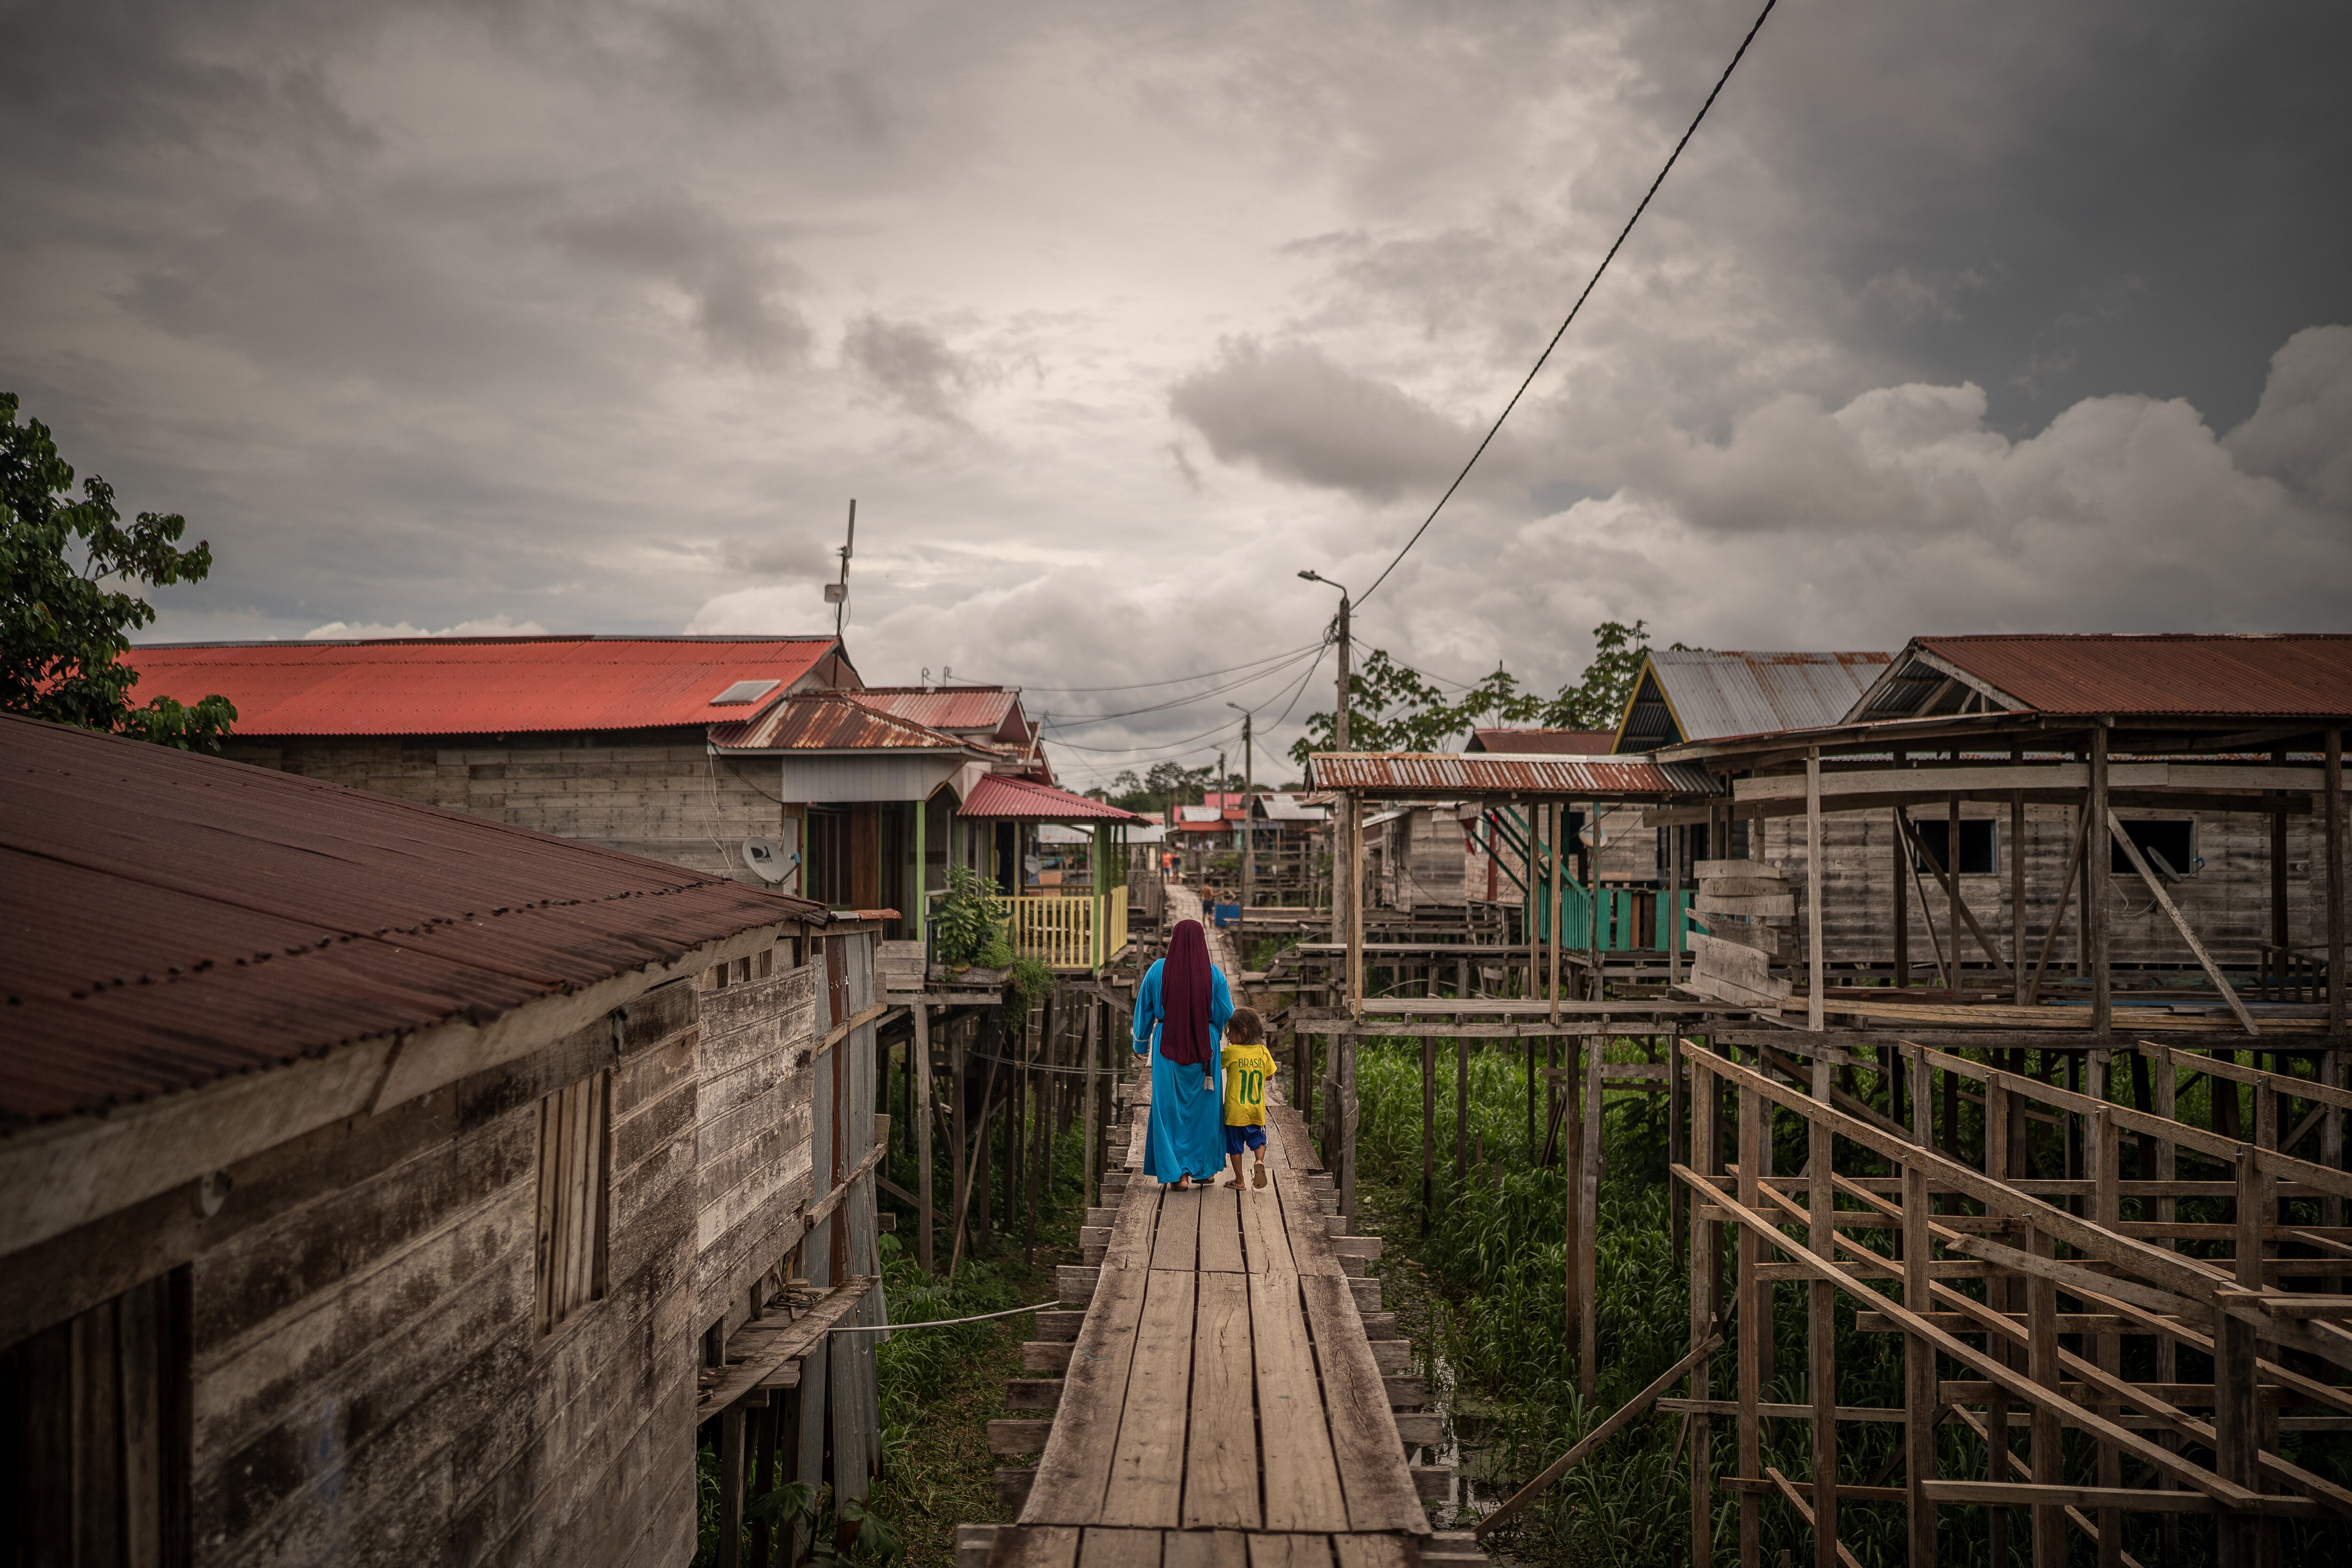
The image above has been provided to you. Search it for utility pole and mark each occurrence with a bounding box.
[1229,703,1254,926]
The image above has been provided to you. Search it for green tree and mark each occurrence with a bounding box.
[1287,620,1687,769]
[2,394,234,747]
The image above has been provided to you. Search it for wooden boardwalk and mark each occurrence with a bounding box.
[962,888,1484,1568]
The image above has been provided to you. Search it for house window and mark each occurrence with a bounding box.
[2111,819,2195,879]
[1685,820,1748,865]
[1911,818,1997,875]
[0,1271,191,1563]
[535,1072,610,1336]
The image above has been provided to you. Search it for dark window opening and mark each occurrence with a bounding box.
[535,1071,610,1337]
[805,809,851,907]
[2111,819,2195,880]
[1911,818,1997,875]
[1684,820,1748,866]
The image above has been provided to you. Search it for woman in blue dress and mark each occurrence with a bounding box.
[1132,917,1233,1188]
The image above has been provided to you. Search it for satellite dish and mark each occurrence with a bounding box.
[1579,821,1610,849]
[742,837,788,884]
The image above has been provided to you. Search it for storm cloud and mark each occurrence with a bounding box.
[2,1,2347,785]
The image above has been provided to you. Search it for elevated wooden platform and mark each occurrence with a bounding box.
[962,884,1476,1568]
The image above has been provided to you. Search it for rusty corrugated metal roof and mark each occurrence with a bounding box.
[1465,728,1615,755]
[1905,634,2352,719]
[1642,650,1891,743]
[847,687,1027,740]
[958,774,1143,821]
[123,635,842,736]
[709,692,969,752]
[0,715,827,1128]
[1308,751,1718,798]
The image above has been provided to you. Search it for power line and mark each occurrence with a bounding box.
[997,641,1323,694]
[1034,643,1325,728]
[1355,0,1779,609]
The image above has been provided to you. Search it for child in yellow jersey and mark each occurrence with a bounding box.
[1219,1006,1278,1190]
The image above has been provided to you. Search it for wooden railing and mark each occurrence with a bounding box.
[1003,892,1131,971]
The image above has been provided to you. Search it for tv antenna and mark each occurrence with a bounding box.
[825,499,855,637]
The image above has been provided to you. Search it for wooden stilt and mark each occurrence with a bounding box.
[914,1003,935,1273]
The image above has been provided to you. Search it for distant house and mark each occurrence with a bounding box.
[0,713,886,1565]
[125,639,1131,961]
[125,633,857,882]
[1657,634,2350,978]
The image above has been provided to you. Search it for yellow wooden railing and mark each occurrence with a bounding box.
[1003,892,1130,971]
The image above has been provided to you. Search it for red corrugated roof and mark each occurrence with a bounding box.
[709,691,969,752]
[122,636,842,736]
[847,687,1027,740]
[0,714,826,1127]
[1466,728,1616,755]
[1310,751,1718,798]
[1913,634,2352,718]
[958,774,1143,822]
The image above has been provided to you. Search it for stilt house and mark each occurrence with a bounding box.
[0,713,888,1568]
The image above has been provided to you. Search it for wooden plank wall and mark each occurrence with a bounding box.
[1761,804,2326,970]
[184,975,707,1568]
[223,739,788,882]
[696,958,821,1334]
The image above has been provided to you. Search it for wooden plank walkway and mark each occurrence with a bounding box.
[965,887,1484,1568]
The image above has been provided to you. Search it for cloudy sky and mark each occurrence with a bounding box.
[6,1,2349,785]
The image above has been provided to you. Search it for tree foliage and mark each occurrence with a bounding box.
[1287,619,1686,770]
[1,393,235,747]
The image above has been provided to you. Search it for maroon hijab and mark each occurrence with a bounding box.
[1159,918,1214,1067]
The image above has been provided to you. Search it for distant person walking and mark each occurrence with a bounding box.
[1132,918,1233,1189]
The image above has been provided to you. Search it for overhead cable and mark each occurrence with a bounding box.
[1355,0,1780,609]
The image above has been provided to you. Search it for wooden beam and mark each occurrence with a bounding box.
[1807,749,1824,1033]
[2106,810,2260,1036]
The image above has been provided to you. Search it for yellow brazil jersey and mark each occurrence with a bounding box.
[1220,1043,1276,1126]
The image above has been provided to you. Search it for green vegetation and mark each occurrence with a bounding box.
[1,392,234,747]
[1351,1037,2351,1567]
[1286,619,1688,768]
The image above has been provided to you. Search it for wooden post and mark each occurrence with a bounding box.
[2027,1223,2064,1568]
[1579,1023,1603,1402]
[1806,748,1824,1031]
[914,1003,935,1273]
[2215,1146,2263,1567]
[952,1018,970,1252]
[1808,1051,1837,1568]
[1549,804,1565,1024]
[2271,759,2289,999]
[1669,821,1684,987]
[719,1406,747,1568]
[2088,724,2111,1035]
[2329,729,2345,1039]
[1455,1034,1470,1182]
[1588,797,1605,1003]
[1984,1070,2014,1567]
[2091,1105,2122,1568]
[1669,1032,1687,1269]
[2011,751,2027,1004]
[1421,1033,1435,1234]
[1736,1079,1762,1568]
[1079,1001,1097,1211]
[1563,1035,1583,1344]
[1902,1160,1935,1568]
[1891,748,1910,988]
[1690,1048,1716,1568]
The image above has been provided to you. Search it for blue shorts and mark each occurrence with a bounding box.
[1223,1123,1267,1155]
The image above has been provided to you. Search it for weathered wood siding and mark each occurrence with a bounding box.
[1760,802,2328,970]
[185,976,705,1568]
[223,738,786,882]
[695,959,820,1331]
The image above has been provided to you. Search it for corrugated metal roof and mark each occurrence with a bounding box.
[1309,751,1718,798]
[709,691,970,752]
[1256,795,1328,822]
[1643,650,1891,743]
[1905,634,2352,719]
[957,774,1143,821]
[1465,728,1615,755]
[0,714,826,1128]
[123,636,840,736]
[847,687,1028,740]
